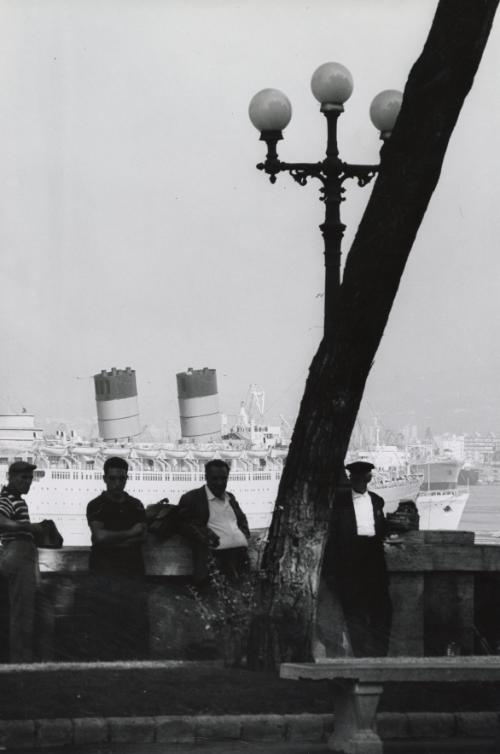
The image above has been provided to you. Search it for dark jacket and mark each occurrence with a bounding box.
[324,485,392,657]
[330,487,387,544]
[177,486,250,582]
[323,486,388,592]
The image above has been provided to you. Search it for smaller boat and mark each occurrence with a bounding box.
[70,445,100,457]
[163,449,189,460]
[192,449,217,460]
[219,450,243,460]
[100,446,131,458]
[247,449,269,459]
[135,448,160,460]
[40,445,68,457]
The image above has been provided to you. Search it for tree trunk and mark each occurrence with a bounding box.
[248,0,499,672]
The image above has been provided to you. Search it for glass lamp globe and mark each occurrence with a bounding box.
[370,90,403,135]
[311,62,353,106]
[248,89,292,132]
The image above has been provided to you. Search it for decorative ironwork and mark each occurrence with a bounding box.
[257,154,378,193]
[254,116,382,341]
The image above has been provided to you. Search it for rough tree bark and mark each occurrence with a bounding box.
[247,0,499,671]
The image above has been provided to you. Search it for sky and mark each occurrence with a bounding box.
[0,0,499,439]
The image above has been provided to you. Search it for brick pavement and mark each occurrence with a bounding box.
[0,711,498,751]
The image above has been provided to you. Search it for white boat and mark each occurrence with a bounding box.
[70,445,100,457]
[219,450,243,460]
[409,452,469,529]
[247,449,269,459]
[40,444,69,457]
[163,449,190,460]
[346,442,468,529]
[192,449,217,460]
[100,446,131,458]
[134,448,160,460]
[414,488,469,530]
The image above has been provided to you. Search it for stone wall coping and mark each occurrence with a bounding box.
[37,533,500,576]
[0,659,215,675]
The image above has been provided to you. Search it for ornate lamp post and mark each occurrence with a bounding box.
[249,62,402,340]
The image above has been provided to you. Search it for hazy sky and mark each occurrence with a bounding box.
[0,0,498,437]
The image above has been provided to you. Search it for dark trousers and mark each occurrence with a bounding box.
[214,547,249,582]
[0,540,39,662]
[84,571,149,661]
[190,542,249,584]
[335,538,392,657]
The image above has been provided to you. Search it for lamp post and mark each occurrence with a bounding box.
[249,62,402,341]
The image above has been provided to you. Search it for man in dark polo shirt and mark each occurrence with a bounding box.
[86,456,148,659]
[0,461,41,662]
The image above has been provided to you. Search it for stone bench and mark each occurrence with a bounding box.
[280,656,500,753]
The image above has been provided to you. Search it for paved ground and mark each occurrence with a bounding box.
[8,740,500,754]
[5,742,500,754]
[3,745,331,754]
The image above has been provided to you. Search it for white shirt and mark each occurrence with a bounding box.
[205,485,248,550]
[352,490,376,536]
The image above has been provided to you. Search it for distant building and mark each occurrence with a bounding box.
[433,434,465,461]
[463,433,498,465]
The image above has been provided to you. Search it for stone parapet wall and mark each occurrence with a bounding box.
[11,531,500,661]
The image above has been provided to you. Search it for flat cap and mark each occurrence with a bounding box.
[8,460,37,474]
[345,461,375,474]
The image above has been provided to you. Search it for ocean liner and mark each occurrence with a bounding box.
[0,367,437,545]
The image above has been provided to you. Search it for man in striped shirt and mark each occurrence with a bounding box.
[0,461,42,662]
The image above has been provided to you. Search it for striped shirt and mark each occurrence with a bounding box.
[0,486,34,544]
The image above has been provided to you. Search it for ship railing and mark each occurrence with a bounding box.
[372,477,416,488]
[71,471,99,481]
[171,472,198,482]
[418,487,468,499]
[50,470,72,480]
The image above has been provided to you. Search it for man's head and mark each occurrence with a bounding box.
[345,461,375,494]
[205,459,230,499]
[7,461,37,495]
[103,457,129,499]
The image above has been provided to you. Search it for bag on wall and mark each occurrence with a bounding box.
[34,519,64,548]
[146,499,181,540]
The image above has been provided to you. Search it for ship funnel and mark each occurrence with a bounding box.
[94,367,141,441]
[176,367,221,442]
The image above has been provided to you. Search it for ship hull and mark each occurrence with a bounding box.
[414,489,469,530]
[411,460,463,490]
[13,467,434,546]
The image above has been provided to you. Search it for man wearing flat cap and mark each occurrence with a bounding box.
[323,460,392,657]
[0,461,42,662]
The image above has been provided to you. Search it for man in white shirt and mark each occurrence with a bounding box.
[323,461,392,656]
[177,460,250,584]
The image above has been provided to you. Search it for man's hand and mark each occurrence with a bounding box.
[29,522,45,538]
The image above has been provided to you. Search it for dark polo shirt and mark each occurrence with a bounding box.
[86,492,146,578]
